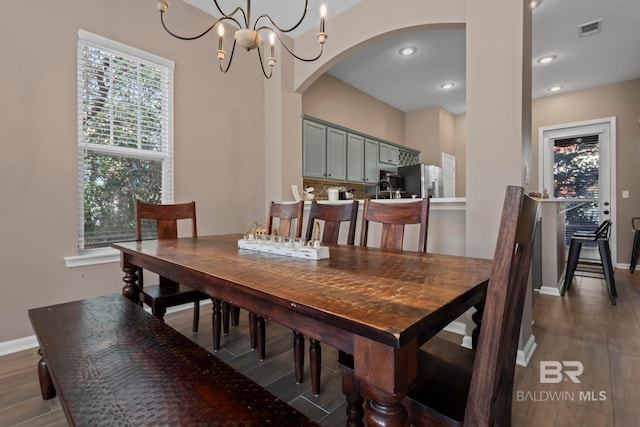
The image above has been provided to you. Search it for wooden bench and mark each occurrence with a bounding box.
[29,293,318,426]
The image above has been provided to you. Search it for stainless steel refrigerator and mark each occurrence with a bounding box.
[398,164,444,198]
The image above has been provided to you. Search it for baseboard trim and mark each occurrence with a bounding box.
[539,285,561,296]
[516,334,537,367]
[0,335,38,357]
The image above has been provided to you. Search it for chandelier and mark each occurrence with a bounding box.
[156,1,328,79]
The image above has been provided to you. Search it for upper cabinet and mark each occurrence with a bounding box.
[326,127,347,181]
[346,133,364,183]
[379,142,399,166]
[302,120,326,179]
[303,119,347,181]
[364,139,380,184]
[303,116,419,184]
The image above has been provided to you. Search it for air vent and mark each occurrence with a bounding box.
[578,19,602,37]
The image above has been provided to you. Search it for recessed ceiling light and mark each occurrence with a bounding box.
[548,85,563,92]
[440,83,455,90]
[399,46,417,56]
[537,55,557,64]
[530,0,542,9]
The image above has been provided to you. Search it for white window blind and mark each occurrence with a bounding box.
[77,30,175,251]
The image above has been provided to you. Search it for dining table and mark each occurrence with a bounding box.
[113,234,491,427]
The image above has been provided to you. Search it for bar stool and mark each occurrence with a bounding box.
[630,217,640,273]
[561,219,616,305]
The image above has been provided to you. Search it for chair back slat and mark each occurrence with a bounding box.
[305,201,359,245]
[464,186,539,425]
[360,198,430,252]
[268,201,304,238]
[136,200,197,241]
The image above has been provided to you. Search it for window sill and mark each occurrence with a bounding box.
[65,248,120,268]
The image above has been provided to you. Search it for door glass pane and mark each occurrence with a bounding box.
[553,135,599,245]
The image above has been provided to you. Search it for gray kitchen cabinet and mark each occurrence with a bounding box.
[364,138,379,184]
[302,120,326,179]
[346,133,364,183]
[379,142,399,166]
[326,127,347,181]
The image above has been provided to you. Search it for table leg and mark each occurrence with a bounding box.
[121,264,139,304]
[363,383,408,427]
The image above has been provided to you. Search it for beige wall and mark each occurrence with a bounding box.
[301,74,405,144]
[0,0,266,342]
[405,106,441,163]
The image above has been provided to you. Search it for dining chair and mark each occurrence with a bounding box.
[338,186,539,426]
[360,197,430,252]
[248,201,305,362]
[299,200,359,395]
[135,200,211,334]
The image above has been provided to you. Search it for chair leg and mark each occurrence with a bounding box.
[151,304,167,322]
[631,231,640,273]
[211,299,222,351]
[222,302,230,336]
[37,349,56,400]
[310,339,322,396]
[232,306,240,326]
[563,240,582,295]
[338,351,364,427]
[256,316,266,361]
[249,312,257,350]
[294,332,304,384]
[192,301,200,334]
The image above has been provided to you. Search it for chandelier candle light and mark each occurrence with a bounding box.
[156,0,328,79]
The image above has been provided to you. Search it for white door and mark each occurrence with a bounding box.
[539,117,616,263]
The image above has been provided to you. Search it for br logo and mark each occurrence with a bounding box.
[540,361,584,383]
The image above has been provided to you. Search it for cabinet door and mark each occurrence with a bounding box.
[347,133,364,183]
[379,142,400,165]
[326,127,347,181]
[388,145,399,165]
[364,139,379,184]
[303,120,326,179]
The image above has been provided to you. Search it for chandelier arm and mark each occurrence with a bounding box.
[212,0,249,28]
[274,33,325,62]
[252,0,309,34]
[160,13,243,41]
[219,39,238,74]
[159,12,218,40]
[256,46,273,79]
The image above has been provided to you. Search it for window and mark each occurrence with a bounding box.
[76,30,174,252]
[553,135,600,244]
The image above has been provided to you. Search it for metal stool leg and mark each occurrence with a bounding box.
[563,239,582,295]
[597,239,616,305]
[630,230,640,273]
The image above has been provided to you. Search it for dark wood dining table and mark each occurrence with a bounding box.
[113,234,491,427]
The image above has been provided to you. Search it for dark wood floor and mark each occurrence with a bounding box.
[1,269,638,426]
